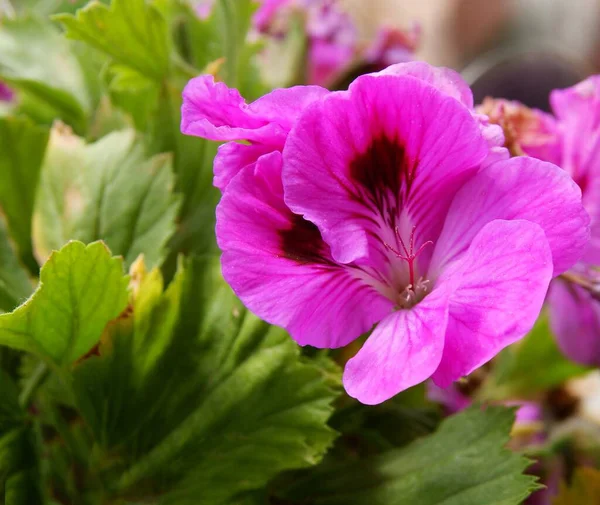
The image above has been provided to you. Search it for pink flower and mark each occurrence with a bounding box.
[253,0,295,34]
[481,78,600,366]
[364,24,420,69]
[0,82,13,102]
[476,98,560,161]
[181,62,589,404]
[192,0,216,19]
[253,0,417,87]
[181,74,328,190]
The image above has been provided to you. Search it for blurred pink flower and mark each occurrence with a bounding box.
[0,82,13,102]
[193,0,216,19]
[253,0,418,86]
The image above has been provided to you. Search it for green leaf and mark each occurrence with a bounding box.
[33,128,181,268]
[54,0,171,82]
[328,385,441,458]
[0,116,49,268]
[0,241,129,367]
[0,217,33,313]
[71,257,340,505]
[0,371,44,504]
[280,406,540,505]
[214,0,260,92]
[0,16,92,131]
[488,314,590,398]
[553,467,600,505]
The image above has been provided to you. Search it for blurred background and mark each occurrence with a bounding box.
[343,0,600,110]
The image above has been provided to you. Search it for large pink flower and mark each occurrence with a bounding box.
[481,78,600,366]
[181,62,589,404]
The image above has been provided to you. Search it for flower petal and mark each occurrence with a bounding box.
[216,151,392,348]
[548,279,600,366]
[432,219,553,387]
[283,71,488,269]
[213,142,275,191]
[343,284,450,405]
[181,74,327,143]
[551,77,600,263]
[430,156,589,277]
[372,61,473,108]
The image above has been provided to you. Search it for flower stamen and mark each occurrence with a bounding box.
[384,226,433,286]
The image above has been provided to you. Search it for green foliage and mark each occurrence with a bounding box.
[0,371,43,504]
[0,1,563,504]
[55,0,171,81]
[33,128,181,268]
[279,406,540,505]
[0,219,33,314]
[488,315,590,398]
[0,241,129,367]
[0,116,49,269]
[0,16,93,131]
[70,257,340,505]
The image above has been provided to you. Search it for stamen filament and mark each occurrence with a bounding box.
[384,226,433,286]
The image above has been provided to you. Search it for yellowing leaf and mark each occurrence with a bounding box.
[553,467,600,505]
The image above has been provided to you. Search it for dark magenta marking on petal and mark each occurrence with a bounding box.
[279,214,333,265]
[349,136,414,224]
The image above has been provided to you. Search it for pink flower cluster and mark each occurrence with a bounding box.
[253,0,419,86]
[181,61,589,405]
[480,79,600,367]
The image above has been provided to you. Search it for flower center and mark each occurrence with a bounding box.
[384,225,433,308]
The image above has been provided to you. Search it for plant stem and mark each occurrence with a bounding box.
[559,271,600,301]
[19,362,49,409]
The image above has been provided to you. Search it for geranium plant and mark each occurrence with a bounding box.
[0,1,599,504]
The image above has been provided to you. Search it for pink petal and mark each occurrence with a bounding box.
[0,82,13,102]
[181,74,327,144]
[374,63,507,166]
[432,219,553,387]
[548,279,600,366]
[429,156,589,277]
[307,38,354,87]
[426,382,471,414]
[283,71,488,271]
[372,61,473,108]
[213,142,275,191]
[216,151,392,348]
[252,0,293,32]
[550,77,600,263]
[343,284,450,405]
[193,0,215,19]
[364,25,419,68]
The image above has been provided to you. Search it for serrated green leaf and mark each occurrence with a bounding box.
[0,241,129,367]
[279,406,539,505]
[71,257,340,505]
[33,128,181,268]
[0,16,92,131]
[0,218,33,313]
[54,0,171,82]
[0,116,49,268]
